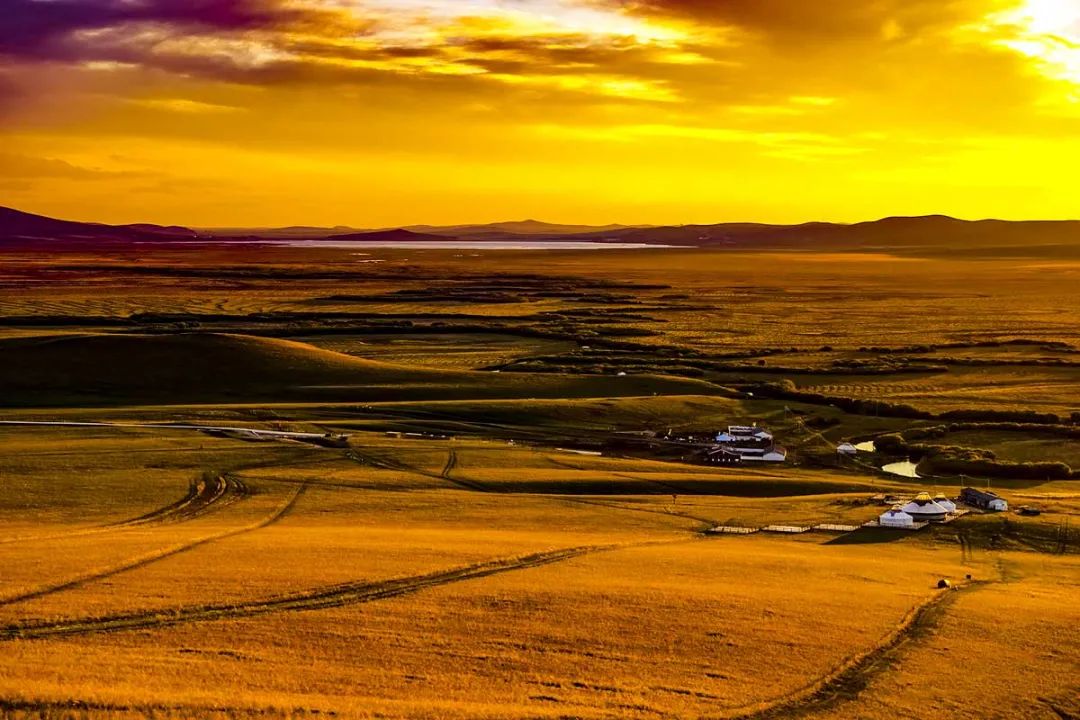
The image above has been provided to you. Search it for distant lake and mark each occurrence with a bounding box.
[269,240,682,250]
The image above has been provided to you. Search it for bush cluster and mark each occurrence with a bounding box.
[746,381,932,419]
[874,432,1073,479]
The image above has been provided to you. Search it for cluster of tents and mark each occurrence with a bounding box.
[879,492,958,527]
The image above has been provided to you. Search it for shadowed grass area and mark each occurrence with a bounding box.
[0,333,725,407]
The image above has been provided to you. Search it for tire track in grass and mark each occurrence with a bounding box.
[0,474,247,547]
[0,453,341,548]
[559,495,717,529]
[721,580,990,719]
[349,447,494,492]
[0,481,307,608]
[118,474,248,526]
[546,457,699,497]
[439,447,496,492]
[0,697,330,719]
[441,447,458,479]
[362,448,713,528]
[0,543,613,641]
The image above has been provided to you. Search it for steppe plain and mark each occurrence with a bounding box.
[0,240,1077,719]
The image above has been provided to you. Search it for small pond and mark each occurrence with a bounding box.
[881,459,921,478]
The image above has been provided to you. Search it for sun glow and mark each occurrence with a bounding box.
[332,0,686,45]
[980,0,1080,87]
[6,0,1080,224]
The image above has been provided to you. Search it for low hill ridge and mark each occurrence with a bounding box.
[0,333,722,407]
[323,228,455,242]
[0,206,198,242]
[5,205,1079,252]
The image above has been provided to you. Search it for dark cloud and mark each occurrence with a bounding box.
[0,0,311,60]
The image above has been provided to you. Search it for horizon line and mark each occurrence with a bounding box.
[6,205,1080,231]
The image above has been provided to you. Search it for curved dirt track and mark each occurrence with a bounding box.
[1,544,611,641]
[348,447,493,492]
[361,447,714,529]
[118,474,248,527]
[722,581,988,719]
[0,474,246,547]
[439,448,494,492]
[0,481,307,608]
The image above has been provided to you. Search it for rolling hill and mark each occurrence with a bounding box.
[199,224,363,238]
[581,215,1080,252]
[198,220,649,239]
[402,220,649,237]
[0,206,198,242]
[0,333,726,407]
[322,228,455,243]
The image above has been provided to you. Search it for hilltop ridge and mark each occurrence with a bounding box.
[4,205,1080,253]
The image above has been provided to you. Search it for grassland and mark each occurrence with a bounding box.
[0,243,1077,719]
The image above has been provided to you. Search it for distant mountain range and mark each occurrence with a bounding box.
[200,219,651,239]
[3,205,1079,254]
[317,228,452,243]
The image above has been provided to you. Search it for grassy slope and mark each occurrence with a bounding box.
[0,333,726,407]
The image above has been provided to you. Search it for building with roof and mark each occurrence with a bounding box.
[836,442,858,456]
[960,487,1008,512]
[718,425,773,443]
[704,447,742,465]
[902,492,949,522]
[879,506,915,528]
[736,447,787,463]
[933,493,957,513]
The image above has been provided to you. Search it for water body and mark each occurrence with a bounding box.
[882,459,921,478]
[148,239,685,250]
[275,240,683,250]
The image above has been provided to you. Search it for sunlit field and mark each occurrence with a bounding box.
[1,244,1077,719]
[6,0,1080,712]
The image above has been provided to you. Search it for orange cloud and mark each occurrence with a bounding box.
[1,0,1078,225]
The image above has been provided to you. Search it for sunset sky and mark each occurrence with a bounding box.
[1,0,1079,226]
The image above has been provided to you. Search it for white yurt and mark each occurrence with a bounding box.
[933,493,957,514]
[902,492,948,521]
[879,505,914,528]
[836,442,858,456]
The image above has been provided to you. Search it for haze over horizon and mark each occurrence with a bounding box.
[8,204,1080,233]
[2,0,1079,226]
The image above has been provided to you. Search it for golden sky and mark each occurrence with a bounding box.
[1,0,1079,226]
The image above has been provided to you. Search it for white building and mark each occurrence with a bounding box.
[933,493,957,513]
[902,492,948,522]
[737,447,787,462]
[714,425,783,462]
[718,425,773,443]
[879,506,914,528]
[836,442,858,456]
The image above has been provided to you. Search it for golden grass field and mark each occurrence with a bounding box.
[0,245,1077,719]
